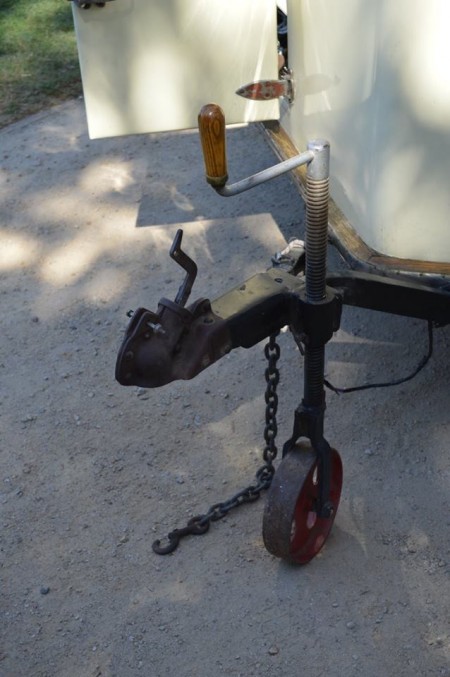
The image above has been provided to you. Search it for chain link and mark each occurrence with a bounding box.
[152,331,281,555]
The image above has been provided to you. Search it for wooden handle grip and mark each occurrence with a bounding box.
[198,104,228,187]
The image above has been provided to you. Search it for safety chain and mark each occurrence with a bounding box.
[152,331,281,555]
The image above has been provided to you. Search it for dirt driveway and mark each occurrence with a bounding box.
[1,100,449,676]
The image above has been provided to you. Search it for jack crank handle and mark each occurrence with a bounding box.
[198,104,228,188]
[198,103,317,197]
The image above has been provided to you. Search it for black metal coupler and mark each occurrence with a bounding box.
[294,289,342,348]
[115,268,342,389]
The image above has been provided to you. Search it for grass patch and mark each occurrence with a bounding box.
[0,0,81,128]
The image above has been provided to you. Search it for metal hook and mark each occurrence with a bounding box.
[152,515,210,555]
[152,533,180,555]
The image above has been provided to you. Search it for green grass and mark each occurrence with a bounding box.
[0,0,81,128]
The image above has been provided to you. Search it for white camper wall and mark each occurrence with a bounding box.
[72,0,279,139]
[284,0,450,263]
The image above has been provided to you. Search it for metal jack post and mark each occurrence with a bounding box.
[198,105,343,564]
[261,140,343,564]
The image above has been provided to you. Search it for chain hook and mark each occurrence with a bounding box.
[152,331,281,555]
[152,533,180,555]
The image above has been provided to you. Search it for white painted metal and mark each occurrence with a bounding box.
[72,0,279,139]
[283,0,450,263]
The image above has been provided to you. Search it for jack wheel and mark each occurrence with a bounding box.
[262,442,343,564]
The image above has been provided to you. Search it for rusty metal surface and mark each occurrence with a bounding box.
[115,298,231,388]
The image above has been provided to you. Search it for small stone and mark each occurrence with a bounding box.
[40,586,50,595]
[268,646,279,656]
[364,448,374,456]
[346,621,356,630]
[21,415,36,423]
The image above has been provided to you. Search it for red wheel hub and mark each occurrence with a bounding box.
[262,442,343,564]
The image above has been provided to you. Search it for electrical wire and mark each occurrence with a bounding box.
[324,320,434,395]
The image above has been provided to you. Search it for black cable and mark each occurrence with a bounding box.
[324,320,433,395]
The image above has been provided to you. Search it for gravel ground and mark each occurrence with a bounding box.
[1,100,449,677]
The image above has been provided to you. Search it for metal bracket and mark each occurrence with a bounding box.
[236,69,295,104]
